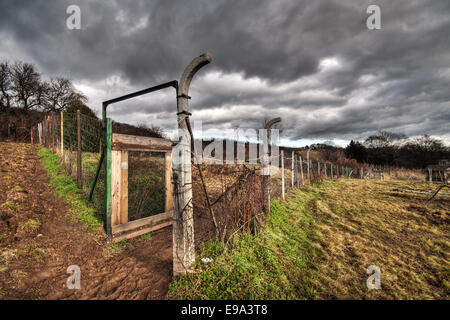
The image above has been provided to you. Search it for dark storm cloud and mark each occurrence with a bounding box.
[0,0,449,143]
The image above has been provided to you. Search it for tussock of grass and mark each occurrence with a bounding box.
[140,232,154,242]
[0,201,19,212]
[38,148,102,232]
[103,240,128,259]
[168,192,323,300]
[17,243,46,262]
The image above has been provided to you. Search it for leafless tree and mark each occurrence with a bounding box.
[43,77,87,112]
[0,61,13,111]
[10,61,46,110]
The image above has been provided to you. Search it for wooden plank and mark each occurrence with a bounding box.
[110,150,121,227]
[165,151,173,211]
[112,133,172,151]
[120,151,128,224]
[112,210,173,234]
[111,220,172,242]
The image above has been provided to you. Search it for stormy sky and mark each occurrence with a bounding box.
[1,0,449,146]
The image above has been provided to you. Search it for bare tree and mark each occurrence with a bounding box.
[11,61,46,110]
[43,77,87,112]
[0,61,13,111]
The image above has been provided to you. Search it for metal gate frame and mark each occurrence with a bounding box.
[89,81,178,242]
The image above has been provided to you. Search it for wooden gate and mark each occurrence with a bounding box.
[109,133,173,242]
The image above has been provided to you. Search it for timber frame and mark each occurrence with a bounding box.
[108,133,173,242]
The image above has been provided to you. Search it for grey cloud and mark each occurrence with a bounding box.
[0,0,449,144]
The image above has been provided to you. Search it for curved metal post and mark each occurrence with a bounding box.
[173,53,212,275]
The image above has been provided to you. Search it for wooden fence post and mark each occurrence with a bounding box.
[60,111,64,155]
[291,151,294,188]
[30,127,33,144]
[165,151,173,211]
[331,163,334,179]
[318,161,320,177]
[47,115,50,148]
[52,112,56,153]
[295,152,299,188]
[299,155,304,186]
[306,150,310,183]
[77,110,82,189]
[281,150,285,199]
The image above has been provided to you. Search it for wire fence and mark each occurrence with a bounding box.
[33,110,105,216]
[30,113,436,247]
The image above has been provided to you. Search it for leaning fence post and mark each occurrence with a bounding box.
[299,155,304,186]
[77,109,82,189]
[173,53,211,276]
[281,150,285,199]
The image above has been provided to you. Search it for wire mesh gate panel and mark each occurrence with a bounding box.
[109,133,173,242]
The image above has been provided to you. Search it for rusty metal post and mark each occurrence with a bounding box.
[173,53,212,276]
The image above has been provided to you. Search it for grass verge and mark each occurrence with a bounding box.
[38,148,103,233]
[167,189,323,299]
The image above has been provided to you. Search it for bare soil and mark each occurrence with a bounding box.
[0,142,173,299]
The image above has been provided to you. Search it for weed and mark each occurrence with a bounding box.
[17,243,47,262]
[0,201,19,212]
[140,232,155,241]
[17,219,41,236]
[103,240,127,259]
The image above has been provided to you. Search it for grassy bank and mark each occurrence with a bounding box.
[168,179,449,299]
[168,187,324,299]
[38,148,103,232]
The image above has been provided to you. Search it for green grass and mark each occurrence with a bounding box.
[140,232,155,241]
[167,190,323,299]
[38,148,102,232]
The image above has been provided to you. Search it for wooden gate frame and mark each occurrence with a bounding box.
[107,132,173,242]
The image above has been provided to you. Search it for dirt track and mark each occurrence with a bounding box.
[0,142,173,299]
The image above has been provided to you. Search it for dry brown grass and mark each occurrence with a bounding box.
[310,179,449,299]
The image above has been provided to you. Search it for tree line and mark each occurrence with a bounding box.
[344,131,449,169]
[0,60,86,112]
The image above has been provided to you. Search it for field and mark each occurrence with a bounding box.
[168,179,449,299]
[0,141,449,299]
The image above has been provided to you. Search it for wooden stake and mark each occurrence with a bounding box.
[299,155,304,186]
[291,151,294,187]
[281,150,285,199]
[77,110,82,189]
[165,152,173,211]
[60,111,64,155]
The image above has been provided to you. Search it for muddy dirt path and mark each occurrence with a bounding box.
[0,142,172,299]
